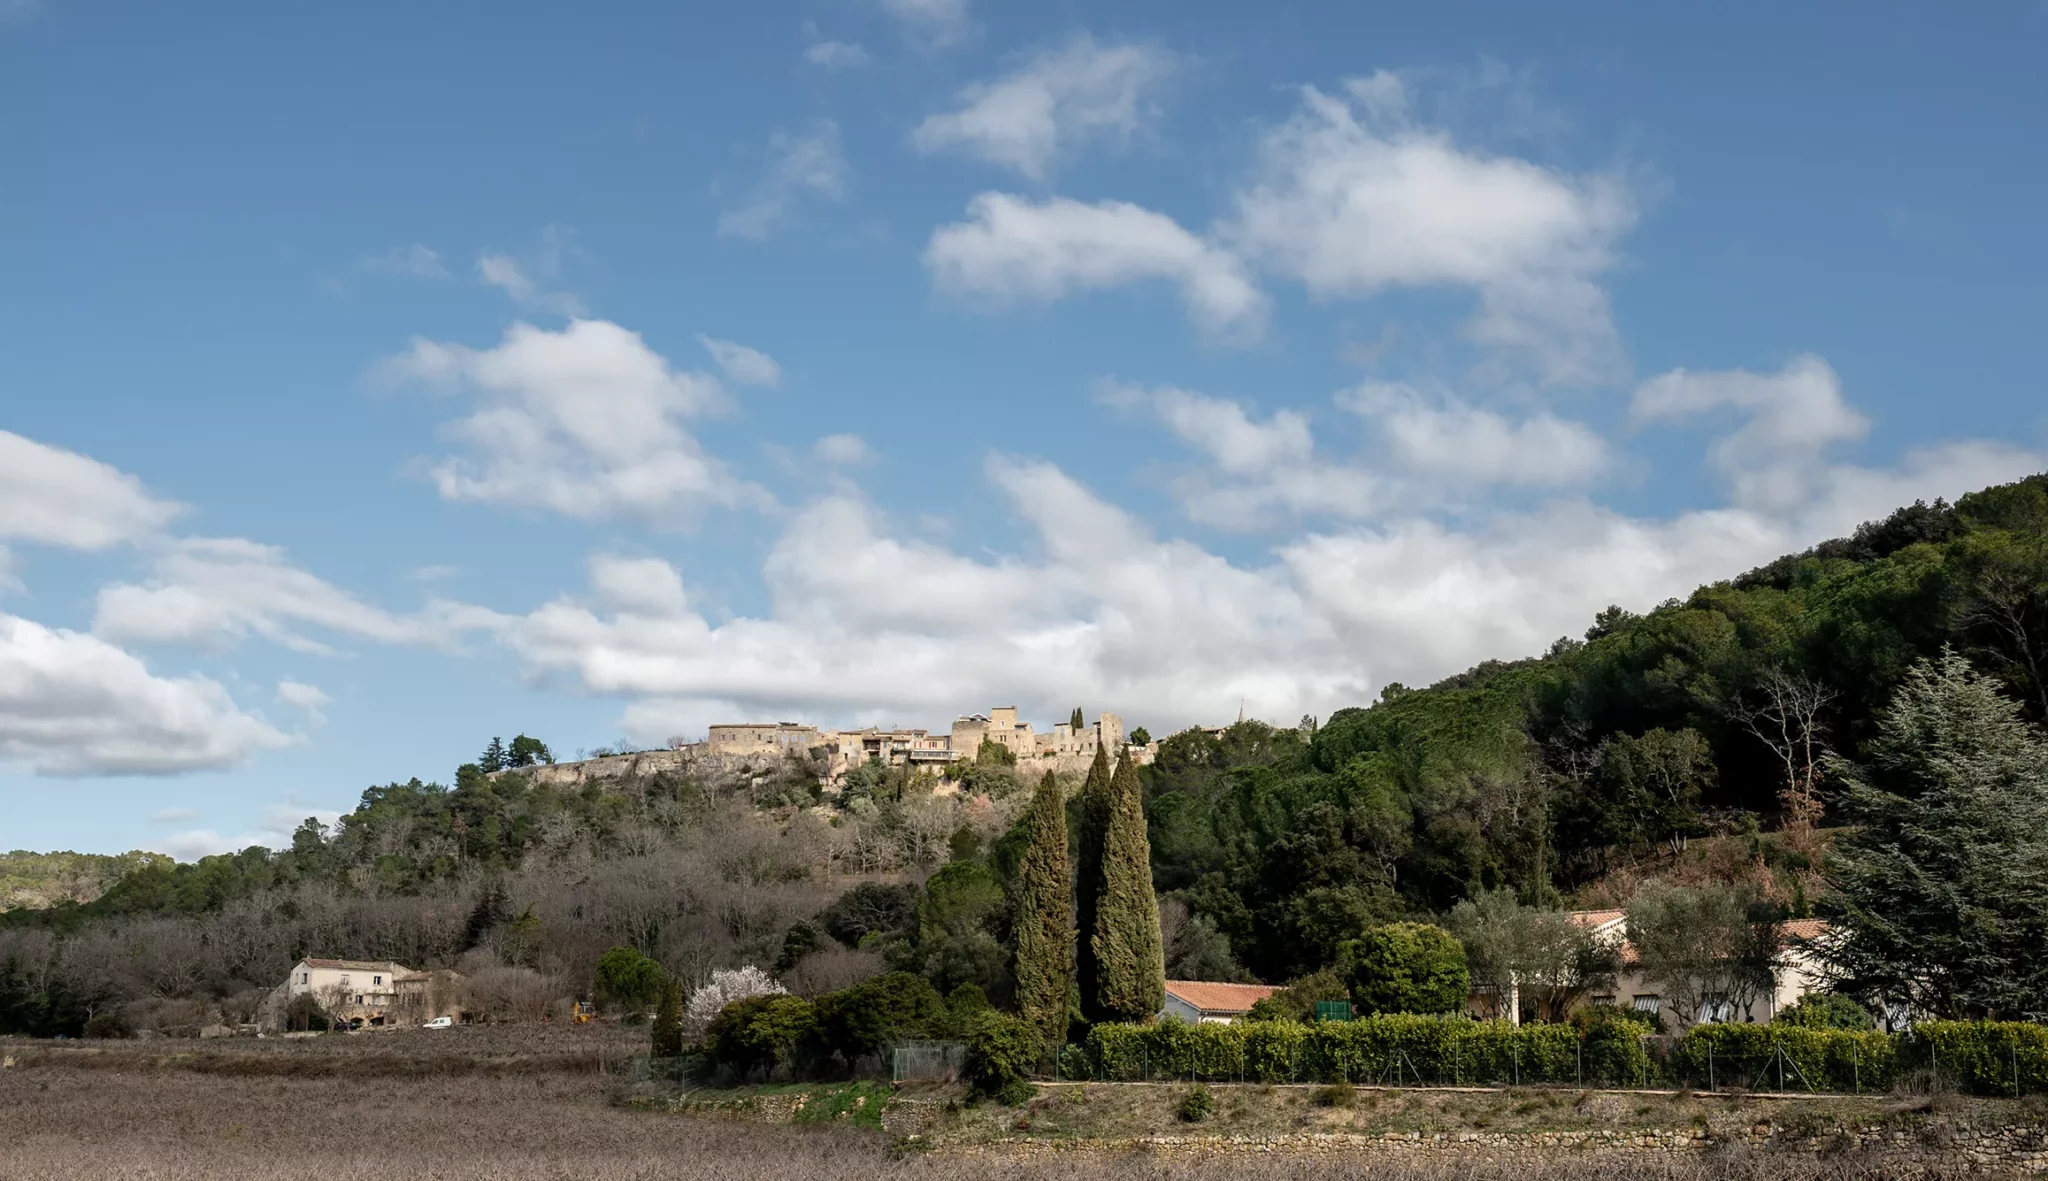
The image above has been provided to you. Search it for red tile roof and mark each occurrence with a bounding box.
[1163,980,1280,1015]
[1781,918,1829,943]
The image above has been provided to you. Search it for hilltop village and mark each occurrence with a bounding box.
[505,707,1163,790]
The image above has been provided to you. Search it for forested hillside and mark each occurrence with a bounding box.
[2,473,2043,1036]
[0,851,171,913]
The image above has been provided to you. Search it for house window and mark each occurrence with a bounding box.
[1631,994,1662,1015]
[373,975,383,985]
[299,973,309,984]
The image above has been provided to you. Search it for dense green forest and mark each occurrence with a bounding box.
[3,473,2044,1035]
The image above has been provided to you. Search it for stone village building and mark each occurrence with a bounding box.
[494,705,1166,792]
[265,958,465,1030]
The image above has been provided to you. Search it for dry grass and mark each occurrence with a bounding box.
[0,1038,2001,1181]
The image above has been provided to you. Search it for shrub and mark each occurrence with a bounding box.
[1774,993,1876,1031]
[595,946,667,1012]
[83,1010,132,1040]
[812,971,944,1062]
[1177,1083,1215,1122]
[1245,968,1349,1023]
[1311,1082,1356,1107]
[938,982,993,1038]
[965,1012,1041,1105]
[1346,923,1469,1016]
[702,994,818,1078]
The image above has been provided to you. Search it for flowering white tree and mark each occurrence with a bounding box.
[683,965,785,1037]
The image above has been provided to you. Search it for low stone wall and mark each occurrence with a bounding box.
[495,749,748,788]
[637,1085,2048,1173]
[945,1123,2048,1173]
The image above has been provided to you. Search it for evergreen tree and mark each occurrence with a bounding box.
[1822,650,2048,1018]
[479,737,507,773]
[650,978,684,1058]
[506,734,553,768]
[1013,771,1072,1047]
[1070,707,1085,733]
[1072,745,1113,1020]
[1090,754,1164,1022]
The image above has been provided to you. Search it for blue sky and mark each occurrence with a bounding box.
[3,0,2045,858]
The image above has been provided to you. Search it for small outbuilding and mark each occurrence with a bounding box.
[1159,980,1280,1024]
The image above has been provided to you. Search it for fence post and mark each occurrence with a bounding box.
[1853,1043,1858,1094]
[1577,1040,1583,1087]
[1709,1043,1715,1093]
[2014,1044,2021,1100]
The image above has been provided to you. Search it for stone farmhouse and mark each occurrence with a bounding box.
[266,958,464,1030]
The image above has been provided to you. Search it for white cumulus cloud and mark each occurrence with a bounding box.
[92,537,473,654]
[913,36,1177,178]
[926,193,1267,336]
[1224,74,1636,385]
[0,611,289,776]
[0,431,183,550]
[382,318,771,524]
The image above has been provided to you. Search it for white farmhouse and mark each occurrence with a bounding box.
[278,958,463,1030]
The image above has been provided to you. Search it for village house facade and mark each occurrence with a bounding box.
[275,958,464,1030]
[1560,910,1829,1027]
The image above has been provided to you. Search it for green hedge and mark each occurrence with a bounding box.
[1670,1023,1898,1093]
[1912,1021,2048,1097]
[1667,1021,2048,1096]
[1082,1016,1648,1086]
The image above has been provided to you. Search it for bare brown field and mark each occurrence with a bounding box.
[0,1035,2008,1180]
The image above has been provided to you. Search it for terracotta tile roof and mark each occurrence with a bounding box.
[1567,908,1627,930]
[1781,918,1829,943]
[1163,980,1281,1015]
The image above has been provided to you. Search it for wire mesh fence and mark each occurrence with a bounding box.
[891,1041,968,1083]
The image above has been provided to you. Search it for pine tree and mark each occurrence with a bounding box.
[1072,745,1113,1021]
[1090,753,1164,1022]
[479,736,507,773]
[1013,771,1073,1048]
[1070,706,1085,733]
[1823,650,2048,1018]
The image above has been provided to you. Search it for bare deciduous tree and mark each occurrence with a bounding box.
[1729,669,1837,833]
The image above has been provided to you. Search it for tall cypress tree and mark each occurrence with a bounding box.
[1070,706,1085,733]
[1091,753,1165,1022]
[1072,745,1113,1021]
[1014,771,1073,1048]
